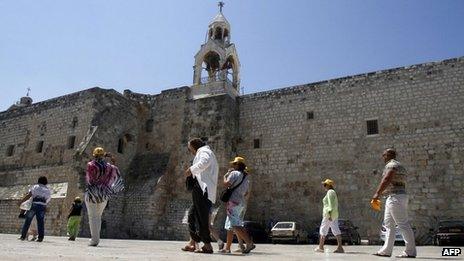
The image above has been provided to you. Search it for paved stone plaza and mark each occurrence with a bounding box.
[0,234,460,260]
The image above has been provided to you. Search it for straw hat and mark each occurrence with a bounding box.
[92,147,105,157]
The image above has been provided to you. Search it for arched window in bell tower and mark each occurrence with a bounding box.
[224,28,230,42]
[223,56,237,88]
[201,51,221,83]
[209,29,214,39]
[214,27,223,40]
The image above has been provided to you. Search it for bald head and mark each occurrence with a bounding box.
[382,148,397,163]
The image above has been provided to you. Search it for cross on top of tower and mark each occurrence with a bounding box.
[218,1,224,13]
[26,87,31,97]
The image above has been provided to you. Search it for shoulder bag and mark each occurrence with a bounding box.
[220,172,247,203]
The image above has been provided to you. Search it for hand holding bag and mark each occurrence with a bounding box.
[186,176,195,191]
[220,172,247,203]
[18,198,32,219]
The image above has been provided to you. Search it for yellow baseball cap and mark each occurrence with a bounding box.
[92,147,105,157]
[230,156,246,165]
[321,179,334,186]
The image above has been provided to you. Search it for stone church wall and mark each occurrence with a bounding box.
[0,57,462,244]
[0,89,101,235]
[237,57,464,243]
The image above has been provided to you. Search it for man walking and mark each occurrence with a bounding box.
[373,148,416,258]
[184,138,219,254]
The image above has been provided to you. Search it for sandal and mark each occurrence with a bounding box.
[219,249,231,254]
[242,243,255,254]
[373,252,391,257]
[181,245,196,252]
[396,253,416,258]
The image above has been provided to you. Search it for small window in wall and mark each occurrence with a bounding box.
[71,117,78,129]
[117,138,124,154]
[36,141,44,153]
[6,145,14,157]
[253,139,260,149]
[307,111,314,120]
[366,119,379,135]
[145,119,154,133]
[67,136,76,149]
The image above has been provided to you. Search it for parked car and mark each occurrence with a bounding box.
[308,219,361,245]
[271,221,308,244]
[433,220,464,246]
[219,221,270,243]
[379,221,416,245]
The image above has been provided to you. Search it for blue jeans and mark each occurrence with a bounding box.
[21,203,46,239]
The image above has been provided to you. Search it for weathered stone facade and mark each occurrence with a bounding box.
[0,8,463,244]
[238,57,464,244]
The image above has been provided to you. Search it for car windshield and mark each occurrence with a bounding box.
[274,223,293,229]
[439,221,464,227]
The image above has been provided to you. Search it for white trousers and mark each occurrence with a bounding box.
[319,217,341,236]
[378,194,416,257]
[85,198,108,245]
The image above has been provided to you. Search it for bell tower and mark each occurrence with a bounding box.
[191,2,241,99]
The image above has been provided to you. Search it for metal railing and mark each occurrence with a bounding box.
[200,73,233,85]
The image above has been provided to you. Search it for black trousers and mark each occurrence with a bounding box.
[188,179,212,244]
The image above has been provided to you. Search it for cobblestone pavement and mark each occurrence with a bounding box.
[0,234,461,260]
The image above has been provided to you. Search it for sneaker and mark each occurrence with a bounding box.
[36,238,43,242]
[68,237,76,241]
[30,236,37,241]
[18,236,26,241]
[88,239,98,247]
[314,247,324,253]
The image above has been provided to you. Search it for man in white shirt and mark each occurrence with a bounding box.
[18,176,51,242]
[184,138,219,254]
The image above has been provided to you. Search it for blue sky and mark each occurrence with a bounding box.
[0,0,463,111]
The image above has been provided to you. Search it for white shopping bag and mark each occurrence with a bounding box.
[19,198,32,211]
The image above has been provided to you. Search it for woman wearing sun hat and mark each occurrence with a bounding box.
[314,179,344,253]
[85,147,121,246]
[221,156,255,254]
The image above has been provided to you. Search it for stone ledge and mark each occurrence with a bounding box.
[0,182,68,200]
